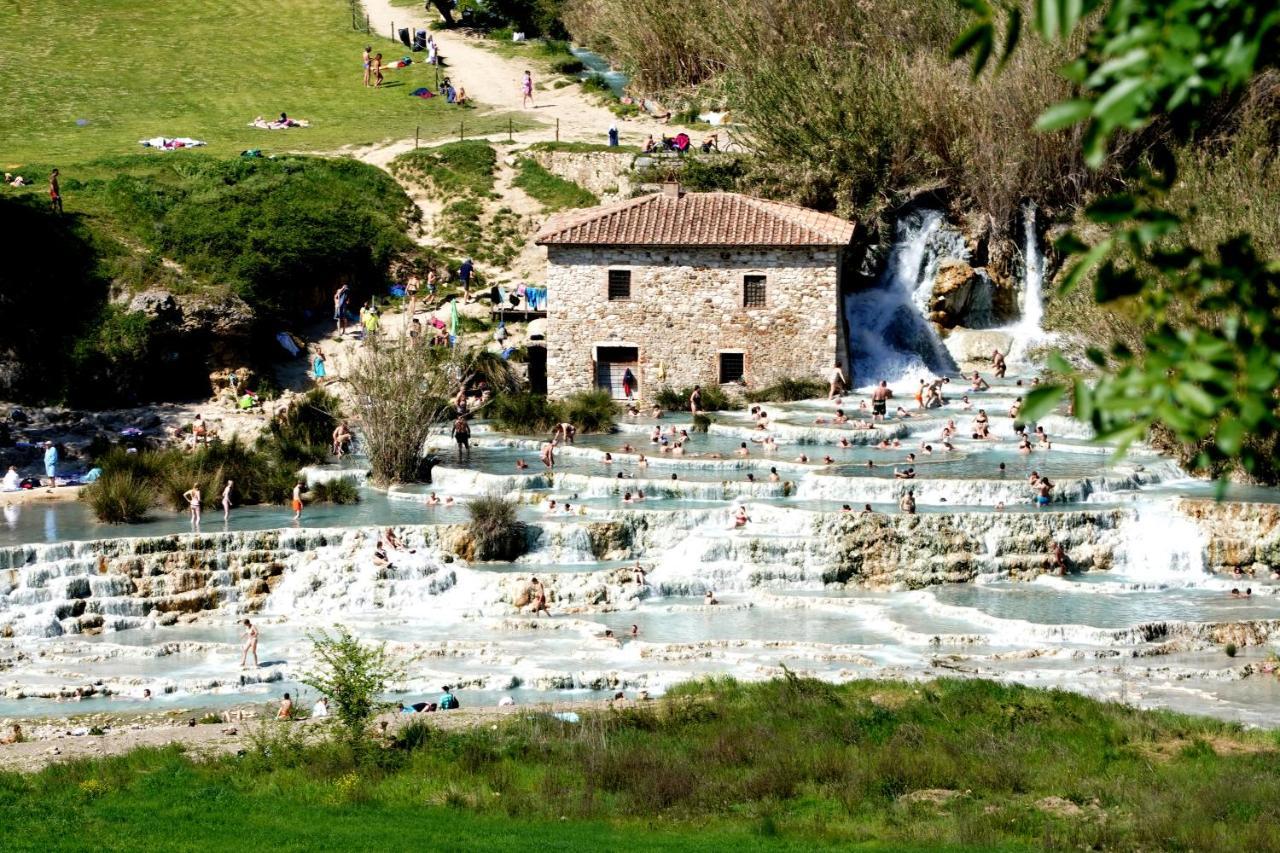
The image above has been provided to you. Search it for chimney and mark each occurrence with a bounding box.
[662,181,682,199]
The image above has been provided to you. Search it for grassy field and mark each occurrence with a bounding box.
[0,0,532,167]
[3,678,1278,851]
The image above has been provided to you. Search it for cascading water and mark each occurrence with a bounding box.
[1113,500,1208,587]
[845,209,962,385]
[1006,202,1048,363]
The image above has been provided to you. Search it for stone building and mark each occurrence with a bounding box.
[534,186,856,398]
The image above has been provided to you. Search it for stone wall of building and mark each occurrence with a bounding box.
[545,246,842,397]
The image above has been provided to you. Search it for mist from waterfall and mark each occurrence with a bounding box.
[844,209,961,387]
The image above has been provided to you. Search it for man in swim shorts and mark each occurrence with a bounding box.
[452,415,472,461]
[871,381,890,421]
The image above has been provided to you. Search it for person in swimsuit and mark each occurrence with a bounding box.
[898,489,916,514]
[291,482,303,521]
[530,577,550,616]
[992,349,1007,379]
[828,363,846,399]
[373,53,384,87]
[970,371,990,392]
[363,46,372,87]
[871,381,890,421]
[182,483,202,526]
[241,619,259,668]
[689,385,703,415]
[221,480,233,522]
[49,168,62,214]
[452,416,472,461]
[540,439,556,469]
[522,70,534,108]
[334,283,350,336]
[1036,477,1054,507]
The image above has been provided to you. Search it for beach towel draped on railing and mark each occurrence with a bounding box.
[524,286,547,311]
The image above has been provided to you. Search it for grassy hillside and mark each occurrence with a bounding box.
[3,678,1278,850]
[0,0,529,166]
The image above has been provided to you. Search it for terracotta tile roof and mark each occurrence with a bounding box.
[535,190,855,248]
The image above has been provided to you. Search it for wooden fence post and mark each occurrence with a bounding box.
[415,126,420,149]
[556,118,560,142]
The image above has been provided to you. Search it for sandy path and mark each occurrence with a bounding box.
[0,698,624,773]
[358,0,680,147]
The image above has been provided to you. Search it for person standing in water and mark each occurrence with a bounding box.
[521,70,534,108]
[182,483,202,526]
[221,480,234,522]
[452,415,472,462]
[828,362,846,400]
[992,349,1007,379]
[870,381,891,421]
[689,385,703,415]
[291,482,304,522]
[240,619,259,668]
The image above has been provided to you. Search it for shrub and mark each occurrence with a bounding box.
[654,385,737,412]
[745,377,826,403]
[300,625,403,744]
[310,476,361,505]
[467,493,529,561]
[264,389,341,466]
[81,470,154,523]
[1226,643,1238,658]
[490,391,561,434]
[560,389,616,433]
[551,57,585,74]
[391,141,498,199]
[692,413,712,433]
[580,73,614,95]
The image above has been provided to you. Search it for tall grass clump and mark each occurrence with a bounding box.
[654,385,738,412]
[310,476,361,505]
[466,492,529,561]
[489,391,562,433]
[81,470,154,523]
[559,389,616,433]
[512,159,599,211]
[744,377,826,403]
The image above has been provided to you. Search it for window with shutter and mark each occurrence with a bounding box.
[607,270,631,300]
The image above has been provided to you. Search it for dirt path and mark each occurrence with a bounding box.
[0,698,626,773]
[358,0,680,148]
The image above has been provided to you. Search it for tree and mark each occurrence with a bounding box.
[300,625,403,742]
[953,0,1280,482]
[346,340,522,484]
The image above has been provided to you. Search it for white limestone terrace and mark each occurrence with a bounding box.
[3,378,1280,725]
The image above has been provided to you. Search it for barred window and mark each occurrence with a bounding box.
[608,269,632,300]
[743,275,766,307]
[719,352,745,383]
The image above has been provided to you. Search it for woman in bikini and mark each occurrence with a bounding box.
[363,46,372,87]
[241,619,259,668]
[182,483,201,526]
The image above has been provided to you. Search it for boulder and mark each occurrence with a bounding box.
[943,328,1014,364]
[929,259,980,328]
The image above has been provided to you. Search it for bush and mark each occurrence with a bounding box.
[489,391,562,434]
[310,476,361,505]
[466,493,529,561]
[580,73,614,95]
[692,413,712,433]
[265,389,341,466]
[300,625,403,744]
[1226,643,1238,658]
[81,470,154,523]
[560,389,617,433]
[551,57,585,74]
[390,141,498,199]
[654,385,737,412]
[744,377,826,403]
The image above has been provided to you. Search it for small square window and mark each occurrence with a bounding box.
[608,270,631,301]
[743,275,766,307]
[719,352,745,383]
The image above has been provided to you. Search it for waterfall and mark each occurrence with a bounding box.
[844,209,962,386]
[1113,500,1208,586]
[1007,202,1047,363]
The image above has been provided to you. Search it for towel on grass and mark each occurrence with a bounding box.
[249,117,310,130]
[410,87,435,98]
[140,137,206,150]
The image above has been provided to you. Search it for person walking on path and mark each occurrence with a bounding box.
[221,480,234,522]
[49,169,62,214]
[459,258,474,299]
[522,70,534,108]
[240,619,259,668]
[291,482,304,522]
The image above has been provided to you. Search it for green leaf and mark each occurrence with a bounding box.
[1214,419,1244,456]
[1020,384,1065,422]
[1085,193,1137,223]
[1060,0,1083,37]
[950,22,992,62]
[1035,99,1093,131]
[1046,351,1073,374]
[1059,237,1113,293]
[1036,0,1060,40]
[1092,77,1145,127]
[1172,382,1218,416]
[997,6,1022,70]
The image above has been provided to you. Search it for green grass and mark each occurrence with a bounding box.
[391,140,498,198]
[512,158,599,210]
[3,678,1278,850]
[0,0,531,167]
[526,141,641,154]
